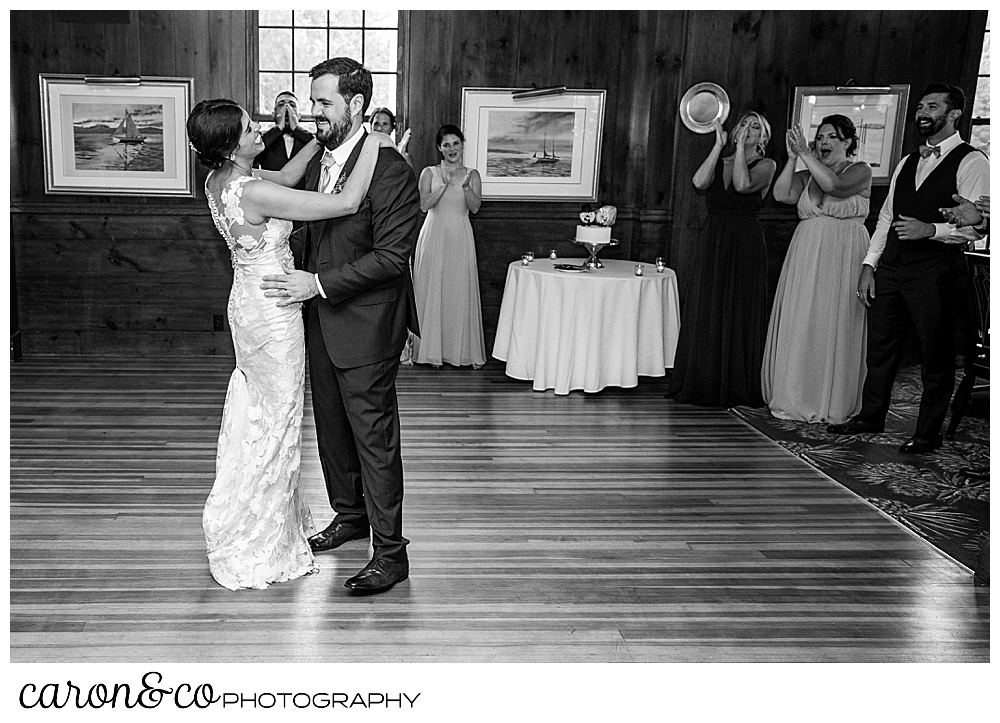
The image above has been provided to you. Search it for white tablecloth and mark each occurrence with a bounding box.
[492,258,680,394]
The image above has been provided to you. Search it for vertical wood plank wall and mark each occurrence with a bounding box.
[10,10,987,355]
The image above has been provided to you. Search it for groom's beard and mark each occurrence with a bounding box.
[317,106,354,150]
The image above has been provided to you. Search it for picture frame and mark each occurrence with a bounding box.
[39,74,194,197]
[461,87,606,201]
[790,85,910,185]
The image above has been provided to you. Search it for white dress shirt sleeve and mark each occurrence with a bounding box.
[863,159,904,269]
[931,150,990,244]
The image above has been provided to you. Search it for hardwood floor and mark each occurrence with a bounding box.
[9,356,989,663]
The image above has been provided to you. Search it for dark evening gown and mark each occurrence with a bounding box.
[669,158,769,408]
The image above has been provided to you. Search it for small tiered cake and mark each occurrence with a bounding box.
[576,204,617,244]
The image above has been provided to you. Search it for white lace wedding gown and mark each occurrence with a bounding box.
[202,174,318,590]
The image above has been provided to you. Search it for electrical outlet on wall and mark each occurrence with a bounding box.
[213,314,224,331]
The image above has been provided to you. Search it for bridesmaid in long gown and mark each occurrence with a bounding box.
[187,99,393,590]
[412,124,487,368]
[669,112,777,407]
[763,115,873,424]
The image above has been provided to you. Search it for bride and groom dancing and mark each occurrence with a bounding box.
[188,57,419,593]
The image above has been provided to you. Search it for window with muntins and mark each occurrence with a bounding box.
[970,11,990,155]
[256,10,400,122]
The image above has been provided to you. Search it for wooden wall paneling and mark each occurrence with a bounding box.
[668,10,735,297]
[616,11,654,212]
[173,11,207,94]
[871,10,916,87]
[101,12,140,77]
[137,11,177,77]
[11,12,79,198]
[13,232,231,327]
[12,206,213,241]
[804,11,851,87]
[67,19,109,75]
[643,11,687,212]
[204,11,249,103]
[18,329,235,356]
[909,12,968,86]
[477,11,520,86]
[725,11,764,119]
[634,210,673,266]
[12,206,233,356]
[9,13,37,199]
[841,10,885,86]
[444,12,501,91]
[513,11,561,86]
[406,11,459,172]
[753,10,809,132]
[46,12,78,74]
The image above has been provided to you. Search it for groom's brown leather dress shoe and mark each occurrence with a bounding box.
[308,522,369,552]
[344,557,409,593]
[827,418,884,435]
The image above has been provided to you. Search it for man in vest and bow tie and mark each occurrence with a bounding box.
[828,83,989,454]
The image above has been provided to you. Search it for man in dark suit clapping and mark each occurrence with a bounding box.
[260,57,420,594]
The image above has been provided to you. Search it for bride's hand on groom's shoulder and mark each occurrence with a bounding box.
[369,132,396,150]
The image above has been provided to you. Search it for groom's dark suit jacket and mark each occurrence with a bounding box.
[302,132,420,367]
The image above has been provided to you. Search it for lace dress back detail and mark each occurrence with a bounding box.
[202,173,317,590]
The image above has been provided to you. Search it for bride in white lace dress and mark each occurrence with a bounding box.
[187,99,393,590]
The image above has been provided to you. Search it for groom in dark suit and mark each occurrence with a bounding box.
[261,57,420,593]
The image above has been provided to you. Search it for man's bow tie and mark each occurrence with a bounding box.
[919,144,941,159]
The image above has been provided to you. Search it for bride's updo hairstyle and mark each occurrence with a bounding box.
[818,114,860,157]
[187,98,243,170]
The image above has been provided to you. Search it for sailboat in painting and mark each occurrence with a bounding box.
[111,110,146,144]
[532,133,559,163]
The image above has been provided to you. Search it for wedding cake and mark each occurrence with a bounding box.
[575,224,611,243]
[576,204,617,244]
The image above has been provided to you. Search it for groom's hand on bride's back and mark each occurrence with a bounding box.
[261,270,320,306]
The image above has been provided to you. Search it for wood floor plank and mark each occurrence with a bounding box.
[9,355,989,663]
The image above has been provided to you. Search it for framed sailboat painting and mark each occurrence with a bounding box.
[39,75,194,196]
[461,88,606,201]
